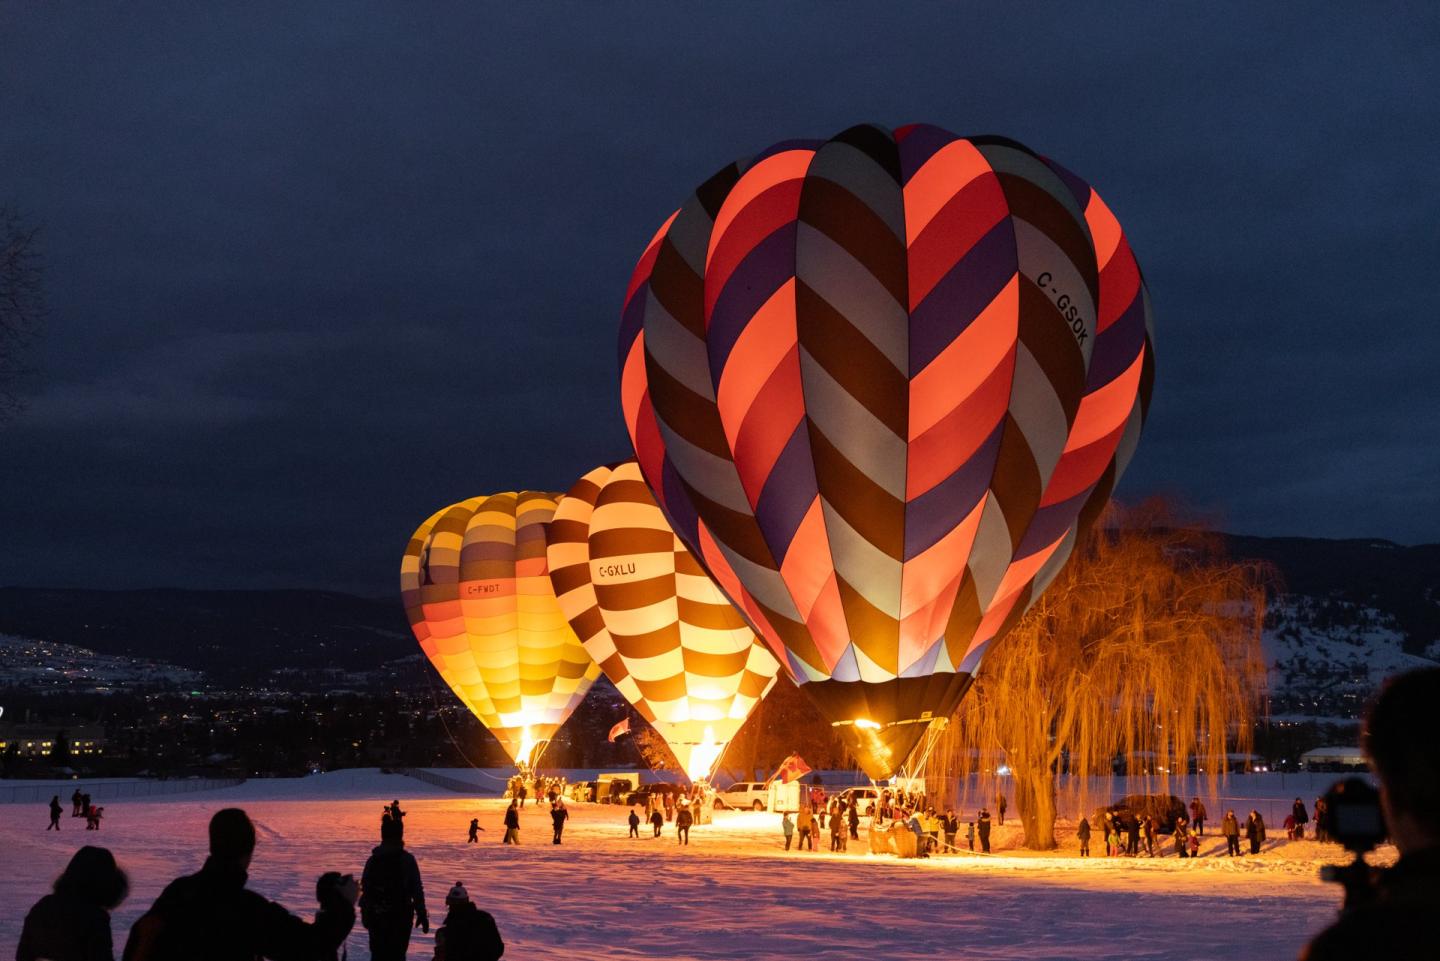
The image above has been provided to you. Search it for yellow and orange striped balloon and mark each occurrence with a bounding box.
[401,491,600,767]
[546,462,781,781]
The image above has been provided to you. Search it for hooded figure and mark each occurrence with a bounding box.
[433,882,504,961]
[360,820,428,961]
[18,845,129,961]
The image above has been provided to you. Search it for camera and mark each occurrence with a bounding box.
[1317,777,1388,910]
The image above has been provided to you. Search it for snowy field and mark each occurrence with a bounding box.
[0,769,1380,960]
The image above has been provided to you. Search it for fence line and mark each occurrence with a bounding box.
[395,768,487,794]
[0,777,245,805]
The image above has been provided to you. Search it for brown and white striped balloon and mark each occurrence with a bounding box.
[547,462,780,780]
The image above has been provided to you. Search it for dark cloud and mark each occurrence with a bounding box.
[1,1,1437,593]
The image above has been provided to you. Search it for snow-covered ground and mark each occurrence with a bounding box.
[0,769,1380,960]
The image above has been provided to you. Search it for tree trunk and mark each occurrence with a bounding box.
[1015,765,1058,850]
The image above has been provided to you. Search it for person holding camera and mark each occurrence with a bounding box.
[1302,667,1440,960]
[121,808,356,961]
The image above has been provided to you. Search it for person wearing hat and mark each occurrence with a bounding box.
[121,808,355,961]
[434,881,504,961]
[18,845,129,961]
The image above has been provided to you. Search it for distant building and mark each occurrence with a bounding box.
[1299,745,1366,770]
[0,724,105,758]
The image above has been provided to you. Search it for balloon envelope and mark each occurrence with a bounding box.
[401,491,601,767]
[546,462,781,781]
[619,124,1154,778]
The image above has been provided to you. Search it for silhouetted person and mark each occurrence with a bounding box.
[549,799,568,845]
[72,788,84,817]
[122,807,355,961]
[48,794,63,831]
[18,845,128,961]
[361,819,428,961]
[977,807,992,853]
[467,818,480,843]
[1303,668,1440,961]
[676,804,693,845]
[502,800,520,844]
[434,882,504,961]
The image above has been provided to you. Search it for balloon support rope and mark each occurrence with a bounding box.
[422,660,509,783]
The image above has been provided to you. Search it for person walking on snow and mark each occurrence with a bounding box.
[1076,815,1091,857]
[1221,810,1241,856]
[782,812,794,850]
[649,808,664,838]
[1246,810,1266,854]
[467,818,481,843]
[676,804,693,845]
[797,808,814,851]
[550,799,568,845]
[628,809,640,838]
[502,800,520,844]
[360,819,428,961]
[1292,798,1309,840]
[47,795,63,831]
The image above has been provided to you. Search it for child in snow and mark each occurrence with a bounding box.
[467,818,481,843]
[782,812,794,850]
[965,819,976,851]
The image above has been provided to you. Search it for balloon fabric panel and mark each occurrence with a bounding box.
[400,491,600,766]
[621,124,1153,779]
[546,462,782,781]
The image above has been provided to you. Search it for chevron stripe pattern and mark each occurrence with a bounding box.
[546,461,781,780]
[620,124,1154,779]
[400,491,601,767]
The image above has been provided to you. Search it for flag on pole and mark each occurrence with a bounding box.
[607,717,631,742]
[772,753,813,784]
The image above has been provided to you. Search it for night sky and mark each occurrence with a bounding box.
[2,3,1437,595]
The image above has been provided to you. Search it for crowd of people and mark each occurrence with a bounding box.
[44,787,106,832]
[17,800,506,961]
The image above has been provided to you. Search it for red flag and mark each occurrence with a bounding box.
[607,718,631,742]
[772,753,812,784]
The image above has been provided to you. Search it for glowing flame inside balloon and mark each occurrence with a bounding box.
[684,726,723,783]
[517,726,537,770]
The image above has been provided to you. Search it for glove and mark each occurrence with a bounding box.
[417,913,430,934]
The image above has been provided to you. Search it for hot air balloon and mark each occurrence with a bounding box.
[619,124,1154,779]
[401,491,601,769]
[546,462,782,782]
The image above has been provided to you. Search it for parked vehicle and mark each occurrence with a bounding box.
[837,786,879,816]
[715,781,769,811]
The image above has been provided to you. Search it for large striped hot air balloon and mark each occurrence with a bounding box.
[619,124,1154,780]
[546,462,781,781]
[401,491,601,768]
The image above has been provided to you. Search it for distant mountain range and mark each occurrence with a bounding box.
[1,533,1436,714]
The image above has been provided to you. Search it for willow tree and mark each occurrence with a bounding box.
[935,502,1268,850]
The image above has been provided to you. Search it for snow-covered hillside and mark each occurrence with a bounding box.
[1263,598,1438,718]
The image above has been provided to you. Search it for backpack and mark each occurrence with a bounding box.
[362,852,413,928]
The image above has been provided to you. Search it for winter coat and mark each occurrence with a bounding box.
[360,842,428,932]
[1246,816,1266,843]
[782,814,794,837]
[676,809,693,830]
[797,810,813,833]
[1191,801,1207,821]
[976,812,992,837]
[1076,818,1091,842]
[120,857,353,961]
[433,902,504,961]
[503,808,520,830]
[942,815,960,835]
[17,891,115,961]
[1293,801,1309,825]
[628,811,640,827]
[649,811,664,828]
[1222,814,1240,837]
[550,806,568,828]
